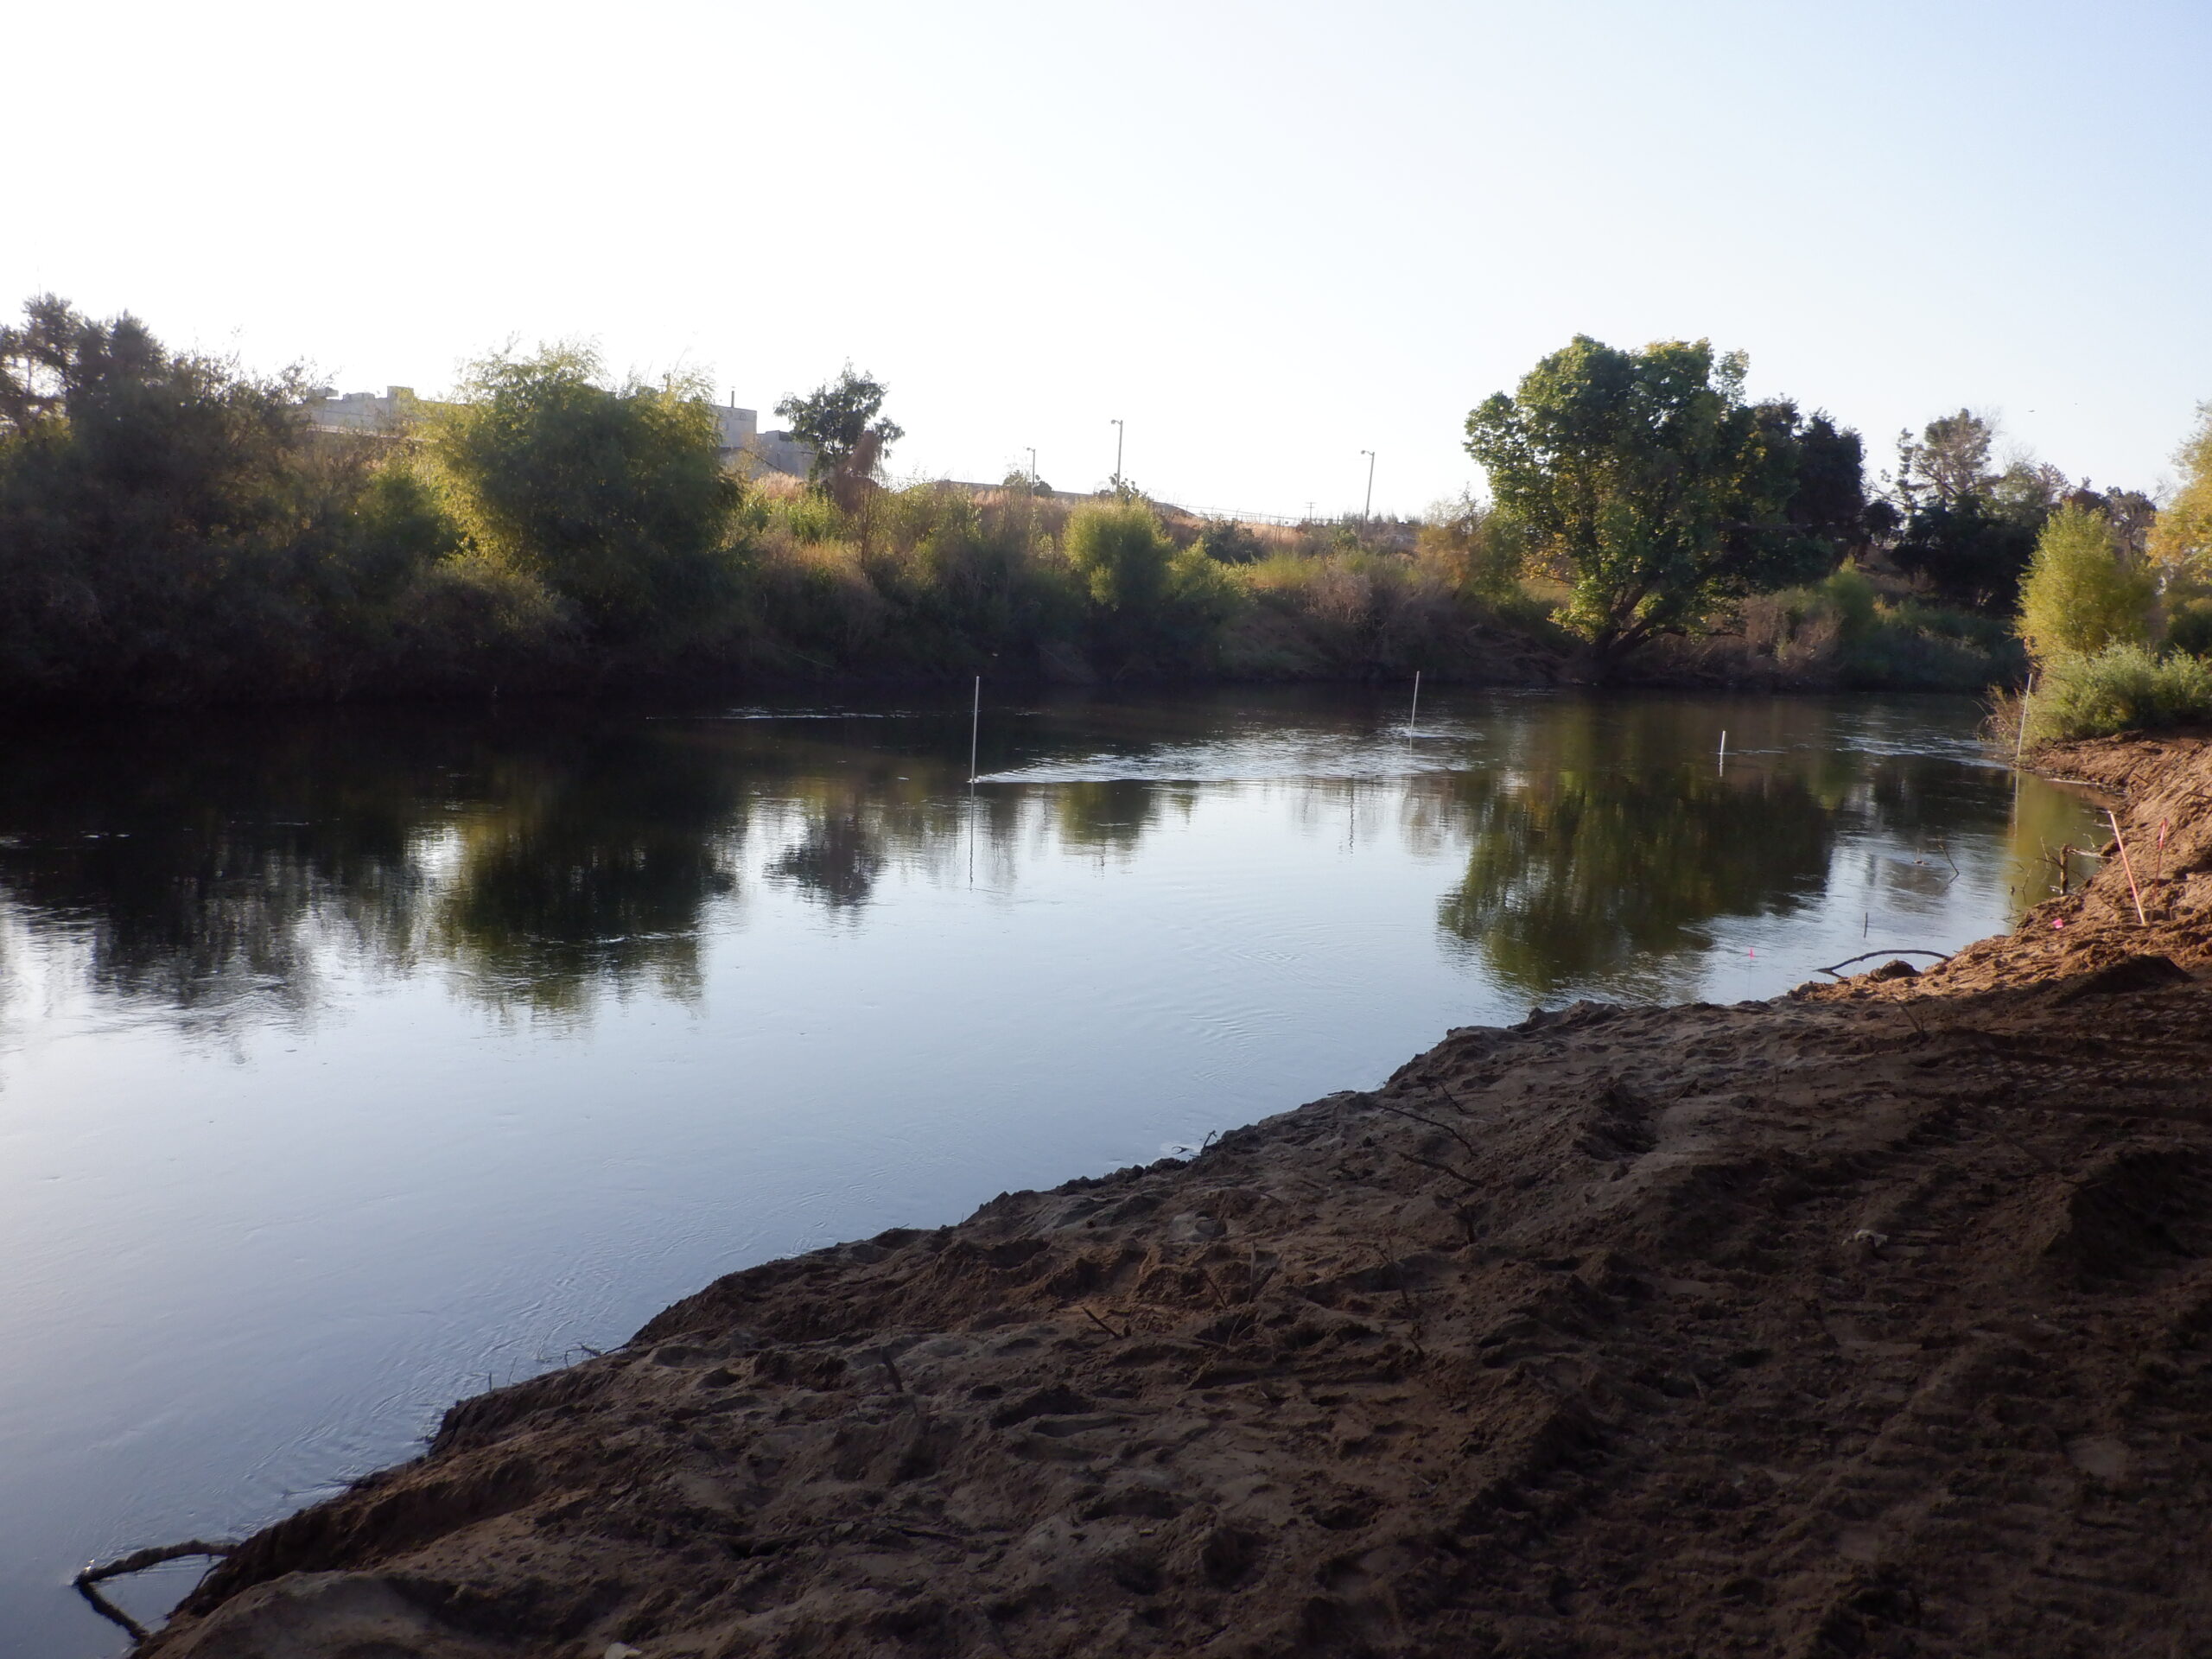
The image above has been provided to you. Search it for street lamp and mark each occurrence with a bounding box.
[1360,449,1376,523]
[1109,418,1124,489]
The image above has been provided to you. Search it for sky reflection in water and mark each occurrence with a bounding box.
[0,688,2103,1654]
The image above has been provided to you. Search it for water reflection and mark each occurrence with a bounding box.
[0,721,443,1018]
[1,690,2112,1659]
[1436,765,1833,995]
[435,734,750,1010]
[766,813,885,912]
[0,692,2099,1029]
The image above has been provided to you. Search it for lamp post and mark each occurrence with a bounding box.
[1110,418,1124,489]
[1027,447,1038,482]
[1360,449,1376,522]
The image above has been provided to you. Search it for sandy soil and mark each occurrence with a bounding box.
[139,735,2212,1659]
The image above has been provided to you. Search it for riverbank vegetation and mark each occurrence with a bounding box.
[0,295,2200,709]
[2009,404,2212,741]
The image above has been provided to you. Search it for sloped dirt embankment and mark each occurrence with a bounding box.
[143,736,2212,1658]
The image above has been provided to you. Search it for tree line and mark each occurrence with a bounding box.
[3,294,2201,707]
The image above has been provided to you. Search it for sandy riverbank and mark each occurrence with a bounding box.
[139,735,2212,1659]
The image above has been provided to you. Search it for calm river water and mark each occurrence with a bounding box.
[1,688,2102,1652]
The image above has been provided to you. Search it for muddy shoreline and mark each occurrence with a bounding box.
[140,736,2212,1658]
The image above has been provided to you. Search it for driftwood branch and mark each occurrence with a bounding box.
[1817,949,1954,978]
[74,1539,237,1643]
[1390,1146,1488,1192]
[1371,1100,1486,1165]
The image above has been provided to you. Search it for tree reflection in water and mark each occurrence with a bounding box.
[1433,766,1832,998]
[436,733,748,1012]
[766,814,886,912]
[0,693,2088,1030]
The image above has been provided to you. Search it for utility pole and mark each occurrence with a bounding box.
[1027,447,1038,482]
[1110,418,1124,489]
[1361,449,1376,522]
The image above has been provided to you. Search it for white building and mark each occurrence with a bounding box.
[299,386,432,434]
[299,386,813,476]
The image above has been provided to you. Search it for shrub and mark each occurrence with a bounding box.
[390,552,573,689]
[1197,517,1266,565]
[1821,564,1877,640]
[1065,500,1173,611]
[2018,504,2151,663]
[2166,595,2212,659]
[428,345,741,647]
[2029,643,2212,741]
[1416,494,1527,605]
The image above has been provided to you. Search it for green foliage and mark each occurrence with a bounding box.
[0,296,2049,706]
[1895,408,1995,507]
[1890,493,2045,609]
[2029,644,2212,741]
[1066,500,1175,613]
[1219,549,1479,677]
[1197,517,1267,565]
[2149,402,2212,582]
[1416,494,1528,604]
[2017,505,2152,664]
[1463,335,1847,668]
[773,365,902,493]
[0,295,346,696]
[755,485,845,545]
[1838,600,2021,691]
[429,346,740,648]
[1821,564,1877,640]
[2166,596,2212,659]
[1886,409,2064,609]
[1786,414,1870,545]
[861,483,1080,664]
[390,550,575,684]
[1062,501,1230,670]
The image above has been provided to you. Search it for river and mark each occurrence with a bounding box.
[0,687,2102,1652]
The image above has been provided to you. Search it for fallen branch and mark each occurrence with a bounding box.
[1390,1146,1487,1193]
[1817,949,1953,978]
[74,1539,237,1643]
[1371,1100,1485,1165]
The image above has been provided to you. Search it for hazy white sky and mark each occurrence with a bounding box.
[11,0,2208,518]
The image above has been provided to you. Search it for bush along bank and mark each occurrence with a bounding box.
[2005,411,2212,744]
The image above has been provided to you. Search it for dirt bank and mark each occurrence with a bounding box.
[141,737,2212,1659]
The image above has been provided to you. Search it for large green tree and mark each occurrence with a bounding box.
[1463,336,1850,669]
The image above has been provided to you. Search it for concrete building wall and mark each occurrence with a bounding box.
[741,429,814,478]
[298,389,812,479]
[300,386,430,434]
[710,403,759,452]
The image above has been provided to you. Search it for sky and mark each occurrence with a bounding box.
[10,0,2209,519]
